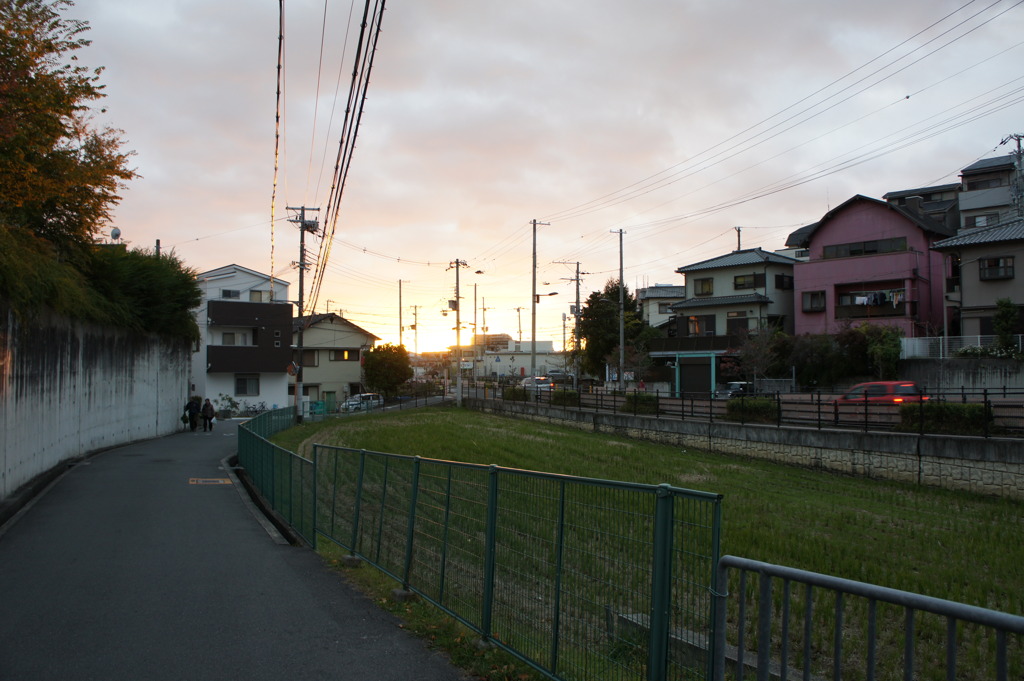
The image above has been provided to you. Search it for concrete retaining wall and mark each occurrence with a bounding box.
[468,399,1024,499]
[901,358,1024,392]
[1,309,190,502]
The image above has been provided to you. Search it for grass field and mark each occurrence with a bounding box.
[270,406,1022,679]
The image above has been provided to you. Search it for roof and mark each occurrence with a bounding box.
[197,263,291,285]
[882,183,961,200]
[784,194,957,248]
[637,285,687,299]
[670,293,772,311]
[931,218,1024,250]
[676,248,800,273]
[293,313,381,340]
[961,154,1016,175]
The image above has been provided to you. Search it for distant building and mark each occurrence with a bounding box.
[958,154,1021,231]
[670,247,799,340]
[787,195,955,338]
[636,284,687,331]
[191,265,293,411]
[291,313,380,411]
[932,217,1024,336]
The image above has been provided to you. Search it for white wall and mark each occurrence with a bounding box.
[0,310,190,502]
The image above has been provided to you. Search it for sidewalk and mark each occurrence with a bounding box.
[0,420,469,681]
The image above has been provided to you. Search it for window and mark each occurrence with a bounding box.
[293,349,318,367]
[822,237,906,259]
[221,289,240,299]
[775,274,794,290]
[686,314,716,336]
[802,290,826,312]
[966,177,1004,191]
[965,213,1000,229]
[979,257,1014,281]
[249,290,271,302]
[733,273,765,290]
[657,302,672,314]
[222,332,249,346]
[693,278,713,296]
[329,349,360,361]
[235,374,259,396]
[726,311,748,336]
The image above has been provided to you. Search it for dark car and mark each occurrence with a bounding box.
[834,381,929,404]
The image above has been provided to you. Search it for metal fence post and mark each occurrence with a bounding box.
[401,457,422,590]
[480,465,499,642]
[312,445,319,550]
[647,484,675,681]
[348,450,367,556]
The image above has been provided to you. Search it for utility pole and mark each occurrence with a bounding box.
[287,205,320,422]
[611,229,625,391]
[448,259,469,406]
[1002,133,1024,216]
[735,226,742,251]
[531,218,550,377]
[514,307,525,342]
[398,280,407,348]
[411,305,420,355]
[556,260,587,390]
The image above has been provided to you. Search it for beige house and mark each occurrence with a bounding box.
[291,313,380,411]
[932,218,1024,336]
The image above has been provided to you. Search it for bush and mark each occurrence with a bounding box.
[898,402,992,436]
[623,392,659,415]
[503,387,530,402]
[550,390,580,407]
[725,396,778,424]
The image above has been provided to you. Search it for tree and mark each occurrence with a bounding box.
[0,0,136,258]
[993,298,1022,352]
[363,343,413,397]
[574,279,643,379]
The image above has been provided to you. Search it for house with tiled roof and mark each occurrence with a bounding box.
[636,284,687,330]
[958,154,1020,230]
[931,217,1024,336]
[669,247,799,341]
[787,195,956,338]
[291,313,380,411]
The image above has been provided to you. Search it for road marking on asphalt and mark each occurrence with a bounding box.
[189,478,233,485]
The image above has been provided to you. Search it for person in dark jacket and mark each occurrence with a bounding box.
[201,398,216,432]
[184,397,201,432]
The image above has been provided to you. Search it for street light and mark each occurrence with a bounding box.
[531,291,559,376]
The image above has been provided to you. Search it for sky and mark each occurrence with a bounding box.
[68,0,1024,353]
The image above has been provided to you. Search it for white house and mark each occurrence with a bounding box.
[191,265,292,412]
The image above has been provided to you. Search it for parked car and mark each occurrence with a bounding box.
[342,392,384,412]
[519,376,555,391]
[719,381,753,399]
[834,381,929,404]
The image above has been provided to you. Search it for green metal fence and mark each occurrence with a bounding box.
[239,408,724,681]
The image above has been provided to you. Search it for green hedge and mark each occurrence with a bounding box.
[503,387,530,402]
[550,390,580,407]
[898,402,992,436]
[725,396,778,424]
[623,392,659,415]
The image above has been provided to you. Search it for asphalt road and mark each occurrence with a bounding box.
[0,421,468,681]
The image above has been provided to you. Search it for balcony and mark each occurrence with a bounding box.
[648,336,736,354]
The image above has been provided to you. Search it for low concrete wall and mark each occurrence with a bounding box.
[901,358,1024,392]
[468,399,1024,499]
[1,309,190,503]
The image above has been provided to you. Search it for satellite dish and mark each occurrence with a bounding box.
[110,227,122,241]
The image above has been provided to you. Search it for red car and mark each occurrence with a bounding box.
[835,381,929,404]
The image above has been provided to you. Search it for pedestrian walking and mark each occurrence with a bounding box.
[184,397,201,432]
[201,398,216,432]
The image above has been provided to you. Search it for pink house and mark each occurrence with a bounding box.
[787,195,955,338]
